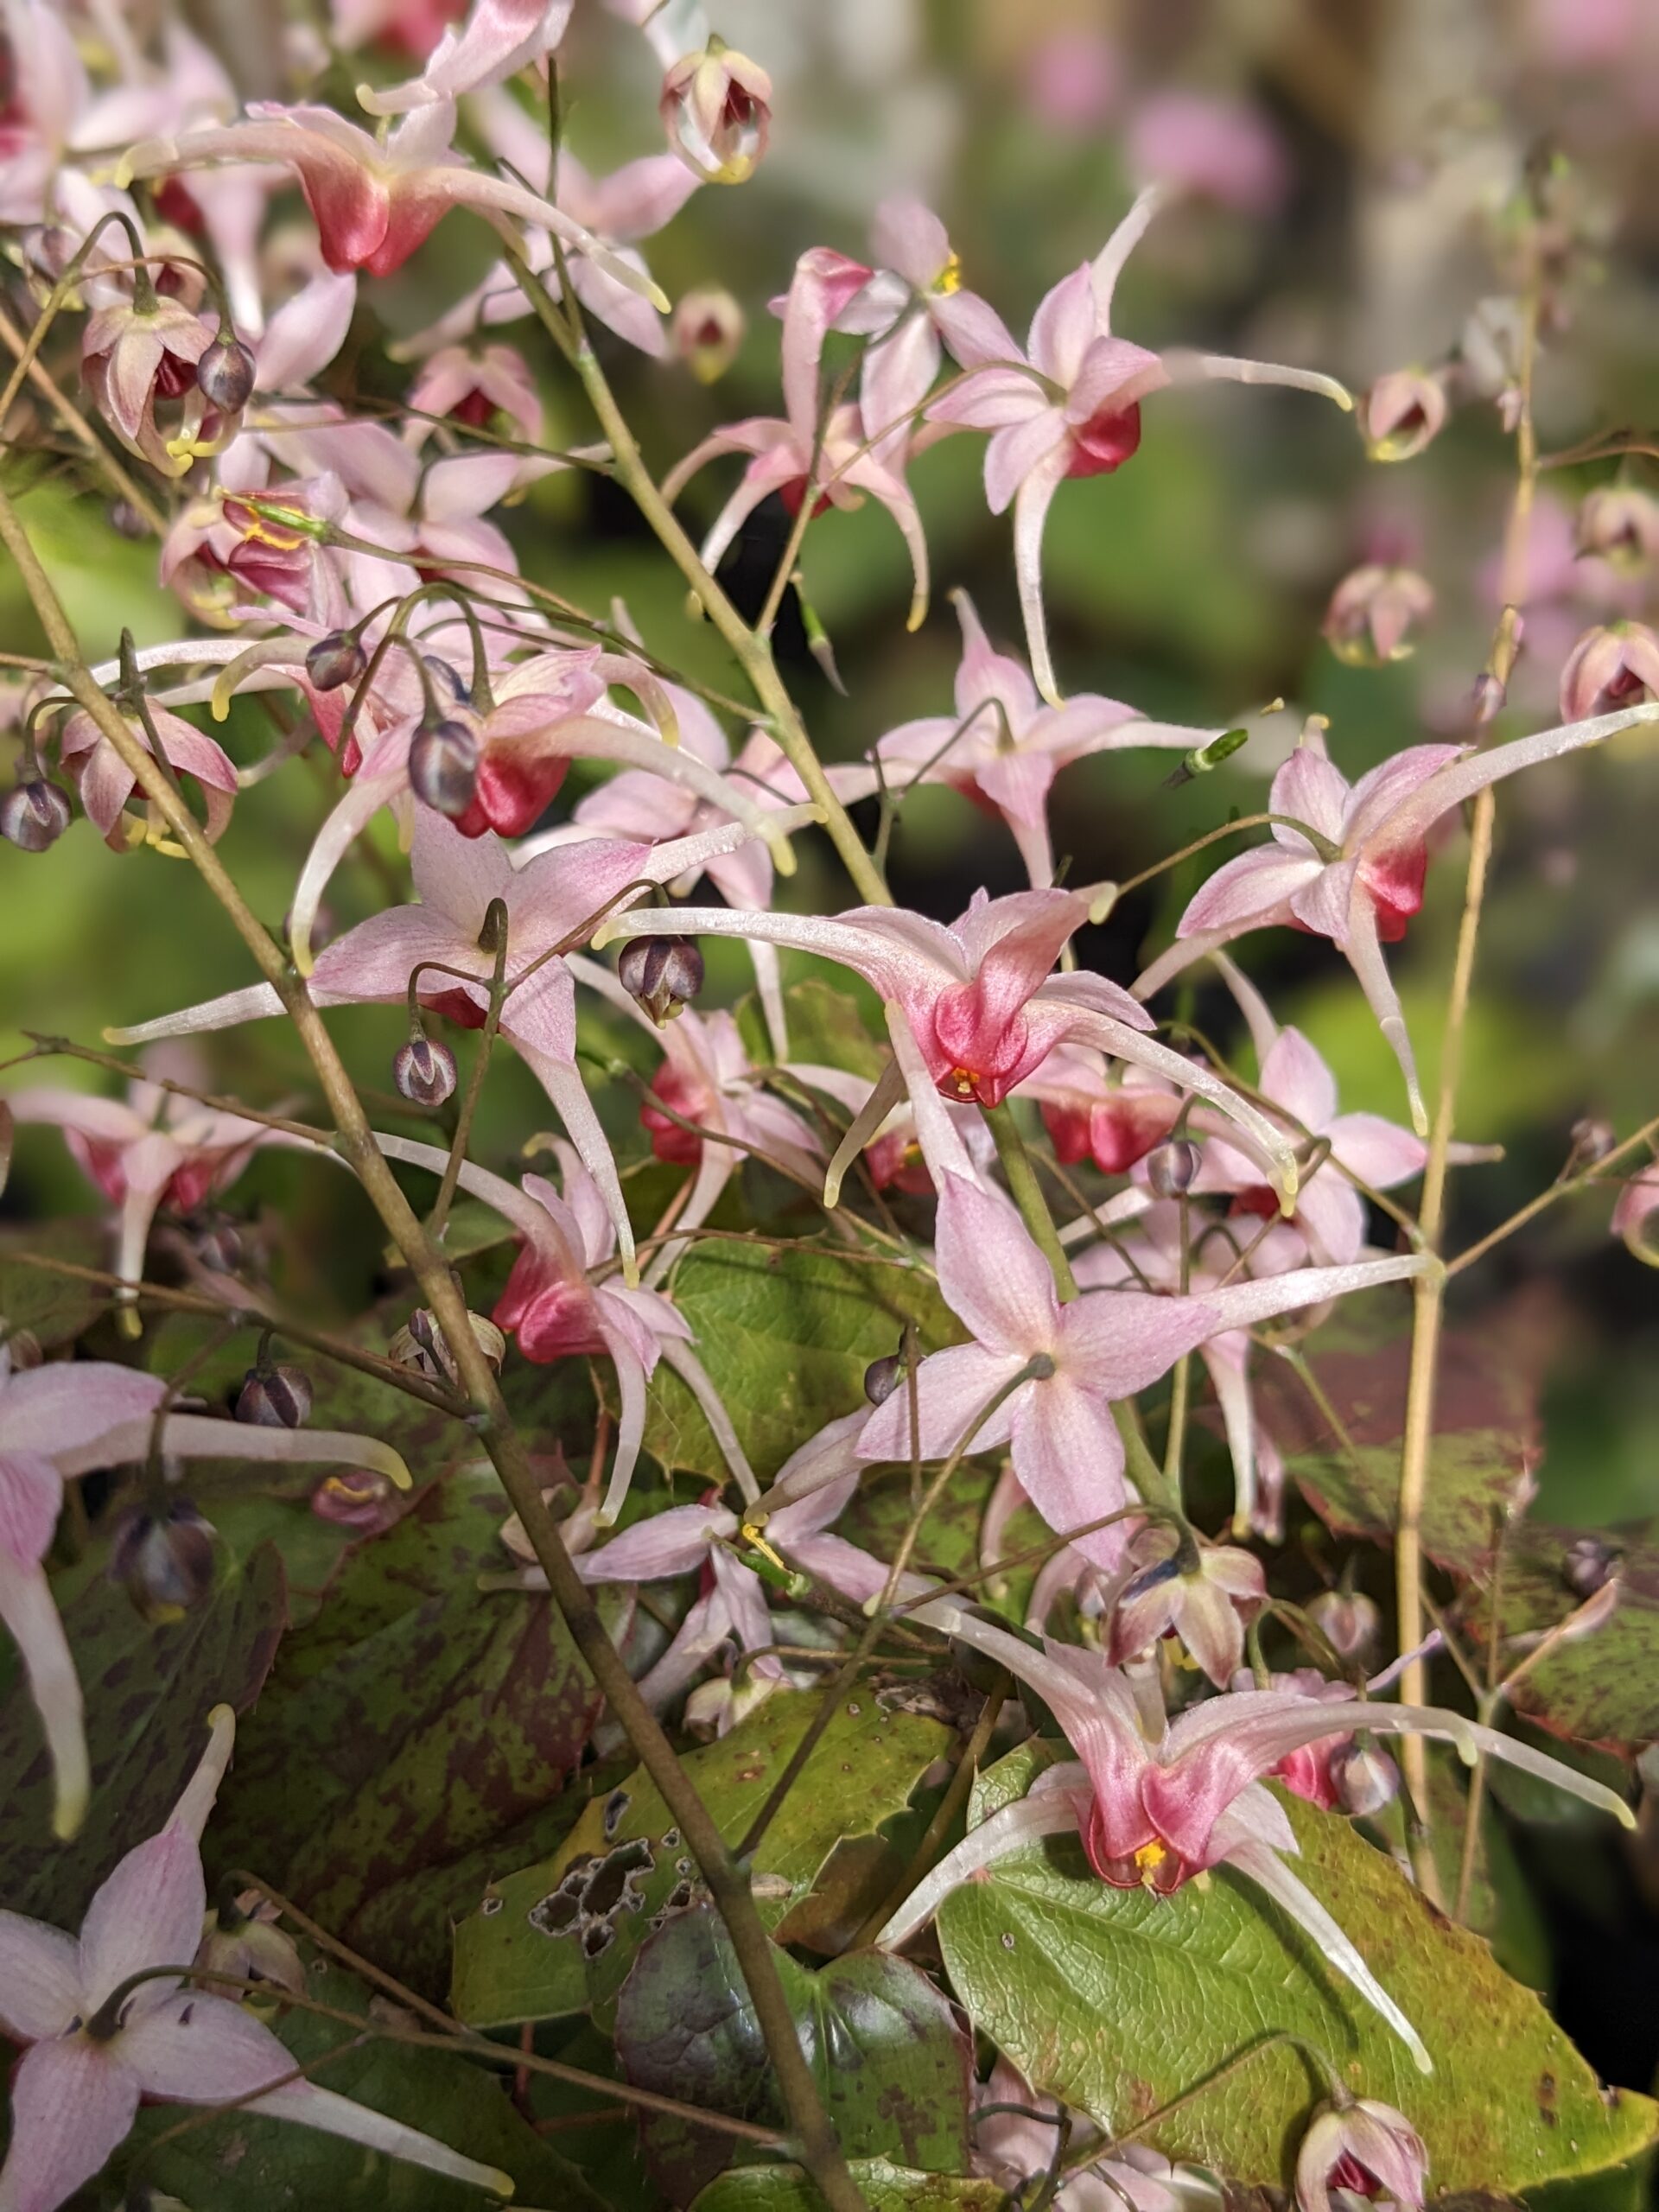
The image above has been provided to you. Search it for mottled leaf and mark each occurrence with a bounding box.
[451,1690,952,2031]
[938,1745,1656,2193]
[0,1215,116,1344]
[690,2163,1002,2210]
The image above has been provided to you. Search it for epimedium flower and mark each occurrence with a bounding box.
[1575,484,1659,570]
[1612,1163,1659,1263]
[854,590,1216,887]
[1295,2094,1428,2212]
[843,1173,1431,1568]
[660,37,772,186]
[107,810,808,1281]
[1103,1525,1267,1687]
[1355,369,1448,461]
[356,0,574,114]
[598,884,1304,1211]
[879,1611,1636,2070]
[119,95,665,294]
[1558,620,1659,720]
[663,242,931,632]
[0,1338,410,1840]
[365,1133,753,1521]
[1323,564,1436,668]
[0,1707,511,2211]
[56,699,238,855]
[1133,701,1659,1132]
[925,186,1351,702]
[973,2054,1218,2212]
[1026,1046,1184,1176]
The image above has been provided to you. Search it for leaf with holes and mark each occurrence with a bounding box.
[615,1910,972,2201]
[936,1744,1656,2192]
[451,1689,952,2030]
[626,1239,957,1483]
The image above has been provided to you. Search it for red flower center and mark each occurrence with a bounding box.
[1067,401,1143,480]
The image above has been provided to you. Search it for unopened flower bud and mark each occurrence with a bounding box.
[408,716,479,817]
[1558,621,1659,722]
[1570,1116,1617,1166]
[236,1361,313,1428]
[1562,1535,1620,1599]
[310,1465,399,1532]
[107,499,150,540]
[305,631,366,692]
[1329,1738,1401,1817]
[1296,2096,1427,2212]
[111,1502,218,1623]
[619,934,704,1026]
[863,1346,908,1407]
[1323,565,1434,667]
[1576,485,1659,571]
[1307,1585,1382,1666]
[661,38,772,184]
[394,1033,458,1107]
[196,334,257,412]
[197,1886,305,1998]
[1146,1138,1200,1198]
[195,1221,245,1274]
[1,778,73,852]
[390,1304,505,1387]
[1356,368,1447,463]
[672,286,745,383]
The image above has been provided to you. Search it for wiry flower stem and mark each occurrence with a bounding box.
[0,479,866,2212]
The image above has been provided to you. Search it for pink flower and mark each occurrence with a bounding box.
[660,39,772,186]
[79,292,222,479]
[602,886,1303,1207]
[1027,1046,1184,1176]
[1127,90,1288,216]
[1104,1527,1267,1686]
[1136,702,1659,1129]
[880,1614,1635,2068]
[852,1173,1429,1568]
[358,0,574,114]
[108,810,799,1280]
[973,2056,1203,2212]
[57,702,238,854]
[927,188,1351,701]
[1612,1164,1659,1262]
[404,341,543,449]
[1324,565,1435,667]
[664,244,931,631]
[860,591,1213,886]
[1356,370,1448,462]
[1558,621,1659,720]
[119,97,664,291]
[0,1709,509,2211]
[0,1344,410,1839]
[1296,2096,1428,2212]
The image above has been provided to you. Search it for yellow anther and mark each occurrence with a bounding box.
[938,252,963,296]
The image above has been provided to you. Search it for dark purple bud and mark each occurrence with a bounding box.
[1307,1586,1382,1665]
[196,334,257,412]
[1329,1738,1401,1818]
[408,717,480,818]
[394,1033,459,1107]
[236,1360,314,1428]
[423,655,468,703]
[863,1347,908,1407]
[1570,1116,1617,1166]
[107,499,150,541]
[1146,1138,1201,1199]
[1,778,72,853]
[195,1221,245,1274]
[619,935,704,1026]
[1563,1535,1620,1599]
[305,631,366,693]
[111,1502,218,1623]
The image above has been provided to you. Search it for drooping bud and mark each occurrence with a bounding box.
[1146,1138,1201,1198]
[1558,621,1659,722]
[863,1345,909,1407]
[197,1885,306,1999]
[1569,1116,1617,1166]
[236,1361,314,1429]
[310,1465,400,1534]
[407,715,480,817]
[660,38,772,184]
[1323,565,1435,667]
[194,1219,245,1274]
[1295,2096,1427,2212]
[619,934,704,1026]
[1,777,73,852]
[389,1304,506,1389]
[1329,1738,1401,1818]
[1562,1535,1621,1599]
[672,286,745,383]
[111,1501,218,1623]
[394,1033,459,1107]
[1356,368,1447,463]
[196,334,257,412]
[1307,1585,1382,1667]
[305,631,366,693]
[1575,484,1659,571]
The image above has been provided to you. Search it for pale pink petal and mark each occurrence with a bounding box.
[927,365,1047,434]
[933,1171,1060,1355]
[79,1827,205,2015]
[0,1912,79,2041]
[1053,1286,1216,1399]
[856,1342,1027,1465]
[0,1551,87,1840]
[255,270,357,391]
[1027,265,1100,387]
[1090,185,1163,329]
[1325,1111,1428,1189]
[1270,747,1350,847]
[983,404,1069,516]
[1175,848,1322,938]
[877,1777,1090,1948]
[1260,1027,1337,1132]
[0,1452,65,1571]
[0,2039,139,2212]
[931,287,1022,371]
[1,1362,168,1459]
[1007,1376,1129,1565]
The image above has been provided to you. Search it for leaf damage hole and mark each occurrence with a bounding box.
[602,1787,632,1840]
[580,1837,654,1917]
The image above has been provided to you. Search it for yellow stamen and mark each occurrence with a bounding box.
[938,252,963,296]
[949,1067,979,1099]
[1133,1840,1169,1886]
[740,1524,788,1574]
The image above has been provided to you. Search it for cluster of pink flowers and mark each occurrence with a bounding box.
[2,3,1654,2207]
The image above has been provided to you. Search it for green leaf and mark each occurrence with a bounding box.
[937,1746,1657,2192]
[691,2163,1003,2210]
[206,1480,610,1993]
[451,1690,953,2031]
[1257,1306,1659,1751]
[736,980,887,1082]
[632,1242,957,1484]
[838,1461,1051,1628]
[0,1531,284,1930]
[0,1215,116,1345]
[122,1957,607,2211]
[614,1912,971,2199]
